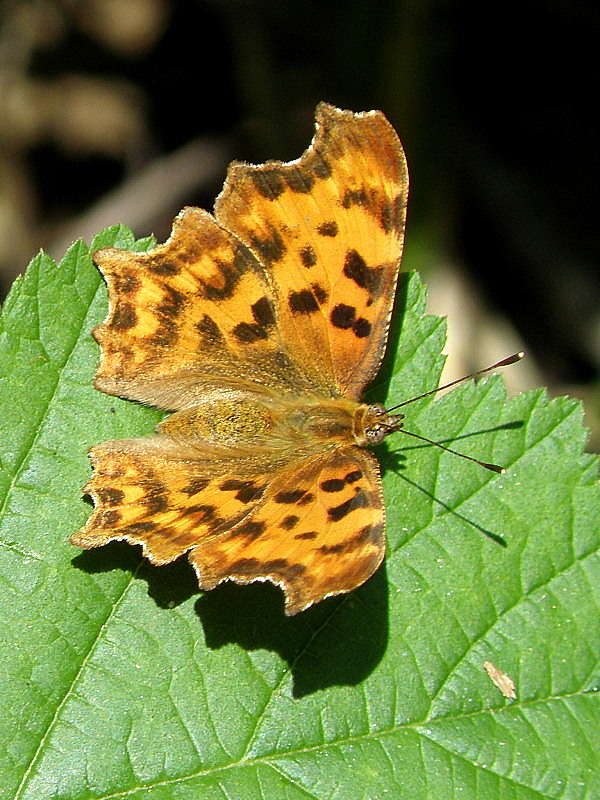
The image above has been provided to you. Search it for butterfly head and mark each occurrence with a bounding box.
[360,404,405,446]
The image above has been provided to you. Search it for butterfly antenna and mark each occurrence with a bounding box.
[393,427,505,473]
[380,352,525,473]
[385,352,524,413]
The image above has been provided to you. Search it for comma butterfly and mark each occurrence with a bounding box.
[71,103,443,614]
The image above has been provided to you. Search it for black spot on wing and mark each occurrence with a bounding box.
[280,515,300,530]
[184,504,226,530]
[231,298,275,343]
[265,560,306,578]
[275,489,309,504]
[299,245,317,268]
[185,503,216,518]
[320,478,345,493]
[195,260,240,301]
[234,520,267,539]
[318,542,346,555]
[111,303,138,331]
[327,489,370,522]
[311,283,328,304]
[285,168,314,193]
[304,151,332,180]
[380,194,405,234]
[330,303,372,338]
[248,226,286,266]
[100,509,122,527]
[295,531,318,540]
[181,478,210,497]
[195,314,223,345]
[233,321,269,343]
[233,244,258,275]
[321,469,362,493]
[352,317,371,338]
[330,304,355,330]
[341,187,369,209]
[343,250,382,294]
[251,169,285,200]
[148,322,178,349]
[340,181,405,236]
[142,492,169,515]
[317,221,339,237]
[251,296,276,329]
[96,487,125,506]
[150,289,184,347]
[158,285,187,317]
[174,239,203,264]
[288,289,319,315]
[228,557,306,579]
[147,259,181,277]
[344,470,363,483]
[229,557,260,575]
[219,479,266,504]
[112,271,141,295]
[123,520,158,535]
[110,345,133,364]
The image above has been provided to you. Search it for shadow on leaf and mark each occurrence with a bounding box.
[73,542,389,697]
[72,542,200,607]
[195,564,389,698]
[397,471,509,546]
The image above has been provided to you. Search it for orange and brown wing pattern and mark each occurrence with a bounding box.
[71,439,385,615]
[190,446,386,615]
[71,438,283,564]
[92,207,308,410]
[214,102,408,399]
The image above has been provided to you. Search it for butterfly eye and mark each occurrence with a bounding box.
[362,406,404,446]
[366,424,392,445]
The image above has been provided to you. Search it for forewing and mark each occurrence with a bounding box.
[92,207,308,410]
[215,102,408,398]
[190,446,386,615]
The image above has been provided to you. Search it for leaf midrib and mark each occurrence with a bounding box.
[13,567,139,799]
[48,690,595,800]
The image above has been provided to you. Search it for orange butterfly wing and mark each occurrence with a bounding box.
[190,446,385,615]
[91,207,311,410]
[215,102,408,398]
[73,439,384,616]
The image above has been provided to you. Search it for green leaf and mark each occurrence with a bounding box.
[1,231,598,800]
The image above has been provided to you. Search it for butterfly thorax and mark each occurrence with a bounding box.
[158,391,404,452]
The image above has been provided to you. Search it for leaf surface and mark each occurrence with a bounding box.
[0,232,598,800]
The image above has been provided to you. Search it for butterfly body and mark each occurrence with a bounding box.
[159,389,403,453]
[72,103,409,614]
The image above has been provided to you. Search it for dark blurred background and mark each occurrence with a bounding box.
[1,0,598,446]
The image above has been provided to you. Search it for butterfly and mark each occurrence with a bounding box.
[71,102,410,615]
